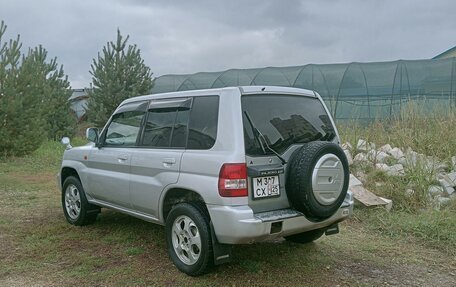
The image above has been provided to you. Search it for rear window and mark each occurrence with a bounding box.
[242,94,335,156]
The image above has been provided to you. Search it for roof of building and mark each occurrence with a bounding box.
[69,88,90,101]
[432,45,456,59]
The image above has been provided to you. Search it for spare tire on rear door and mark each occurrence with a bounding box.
[286,141,349,221]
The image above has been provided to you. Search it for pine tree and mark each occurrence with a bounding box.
[26,46,75,141]
[0,20,43,156]
[0,21,75,156]
[87,29,154,126]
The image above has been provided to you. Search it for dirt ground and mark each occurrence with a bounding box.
[1,170,455,286]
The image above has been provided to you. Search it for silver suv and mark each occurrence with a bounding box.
[58,86,353,276]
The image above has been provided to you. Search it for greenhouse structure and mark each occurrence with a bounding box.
[150,58,456,121]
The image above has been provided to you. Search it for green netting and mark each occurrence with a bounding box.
[151,58,456,120]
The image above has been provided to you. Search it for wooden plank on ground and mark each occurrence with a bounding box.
[349,185,387,206]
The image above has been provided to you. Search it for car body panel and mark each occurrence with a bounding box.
[129,148,184,217]
[86,147,132,208]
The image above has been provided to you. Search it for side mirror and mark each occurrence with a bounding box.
[61,137,72,149]
[86,127,99,143]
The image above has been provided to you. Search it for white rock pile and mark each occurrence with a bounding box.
[343,139,456,209]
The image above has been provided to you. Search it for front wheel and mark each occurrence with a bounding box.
[62,176,99,226]
[165,203,213,276]
[284,228,325,244]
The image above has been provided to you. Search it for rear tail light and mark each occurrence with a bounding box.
[218,163,248,197]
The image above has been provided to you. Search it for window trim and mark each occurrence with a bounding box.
[148,97,192,110]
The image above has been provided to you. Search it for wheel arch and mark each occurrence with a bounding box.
[161,187,208,222]
[61,166,80,188]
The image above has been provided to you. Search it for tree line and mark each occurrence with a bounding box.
[0,20,153,156]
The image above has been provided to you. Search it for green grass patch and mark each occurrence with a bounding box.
[125,247,145,256]
[238,259,262,273]
[0,137,87,173]
[358,207,456,255]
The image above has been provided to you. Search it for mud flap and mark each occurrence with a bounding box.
[210,222,232,265]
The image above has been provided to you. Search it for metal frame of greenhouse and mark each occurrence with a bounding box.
[150,58,456,121]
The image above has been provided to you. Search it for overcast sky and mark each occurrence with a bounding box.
[0,0,455,88]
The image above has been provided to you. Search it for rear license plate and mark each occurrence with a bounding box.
[252,176,280,199]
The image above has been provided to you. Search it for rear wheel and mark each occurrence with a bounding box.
[165,203,213,276]
[62,176,99,226]
[284,228,325,244]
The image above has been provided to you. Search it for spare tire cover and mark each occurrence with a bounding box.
[286,141,349,221]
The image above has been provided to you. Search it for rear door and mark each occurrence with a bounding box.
[87,101,148,208]
[241,93,336,213]
[129,98,191,217]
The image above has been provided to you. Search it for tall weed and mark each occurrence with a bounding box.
[339,101,456,160]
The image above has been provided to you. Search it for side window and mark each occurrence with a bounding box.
[142,109,176,148]
[187,96,219,149]
[104,111,145,146]
[171,109,189,148]
[141,109,189,148]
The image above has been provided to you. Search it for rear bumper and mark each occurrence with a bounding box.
[207,191,354,244]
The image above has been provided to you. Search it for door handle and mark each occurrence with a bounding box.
[163,157,176,164]
[117,155,128,161]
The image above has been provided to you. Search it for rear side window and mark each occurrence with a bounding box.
[141,109,189,148]
[187,96,219,150]
[242,94,335,156]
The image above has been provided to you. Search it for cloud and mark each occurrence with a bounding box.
[0,0,454,88]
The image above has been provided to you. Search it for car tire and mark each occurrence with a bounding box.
[284,228,325,244]
[286,141,349,221]
[166,202,213,276]
[62,176,99,226]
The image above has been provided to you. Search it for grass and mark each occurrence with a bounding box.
[339,102,456,160]
[0,137,87,174]
[350,163,437,212]
[1,112,456,285]
[125,247,145,256]
[358,207,456,256]
[338,103,456,257]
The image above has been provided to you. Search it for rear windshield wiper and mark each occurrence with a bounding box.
[243,111,287,165]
